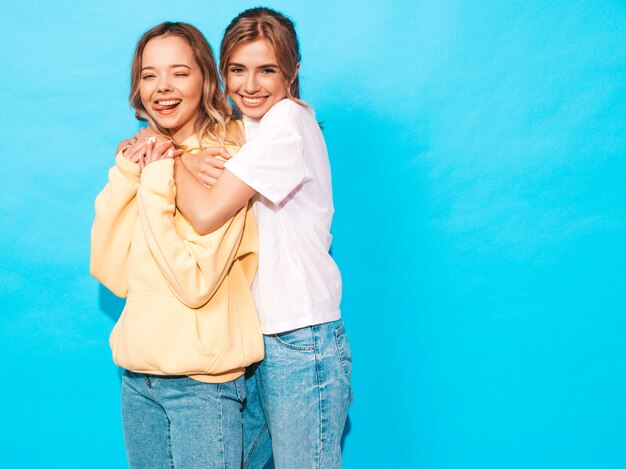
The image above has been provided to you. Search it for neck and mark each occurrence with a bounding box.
[168,121,197,146]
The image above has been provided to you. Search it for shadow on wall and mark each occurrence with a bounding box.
[99,283,125,381]
[99,283,124,323]
[342,415,352,451]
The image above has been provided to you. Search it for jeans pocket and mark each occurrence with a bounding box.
[271,326,315,351]
[334,322,352,382]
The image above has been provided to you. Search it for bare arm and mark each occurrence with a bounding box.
[136,142,253,308]
[180,147,232,186]
[174,158,256,235]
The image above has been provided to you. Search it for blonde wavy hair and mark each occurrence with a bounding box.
[129,22,243,147]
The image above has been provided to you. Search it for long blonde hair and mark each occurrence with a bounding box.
[130,22,243,146]
[220,8,304,107]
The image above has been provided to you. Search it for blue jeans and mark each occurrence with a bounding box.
[243,319,353,469]
[121,371,246,469]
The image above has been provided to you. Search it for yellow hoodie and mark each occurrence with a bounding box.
[90,134,263,383]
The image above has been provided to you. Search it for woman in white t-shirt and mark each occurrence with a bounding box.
[174,7,353,468]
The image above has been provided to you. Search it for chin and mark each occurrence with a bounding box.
[153,117,178,131]
[243,106,270,119]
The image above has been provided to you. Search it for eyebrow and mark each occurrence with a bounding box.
[228,62,279,69]
[141,64,193,71]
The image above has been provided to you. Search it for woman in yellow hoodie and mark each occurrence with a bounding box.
[90,22,262,468]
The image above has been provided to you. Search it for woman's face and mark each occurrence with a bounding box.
[226,39,290,119]
[139,35,203,143]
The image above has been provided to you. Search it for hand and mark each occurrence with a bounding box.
[116,138,136,155]
[181,147,232,186]
[122,138,150,165]
[135,126,169,146]
[143,140,183,169]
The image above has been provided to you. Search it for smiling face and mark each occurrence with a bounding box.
[226,39,291,119]
[139,35,203,144]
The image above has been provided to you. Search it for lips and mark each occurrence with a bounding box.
[152,99,182,114]
[240,95,268,107]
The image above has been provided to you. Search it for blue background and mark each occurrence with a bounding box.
[1,1,625,467]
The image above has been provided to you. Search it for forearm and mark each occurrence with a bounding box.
[173,158,215,232]
[174,158,254,234]
[138,159,248,308]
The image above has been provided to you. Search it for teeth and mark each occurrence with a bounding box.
[157,99,181,105]
[242,96,265,104]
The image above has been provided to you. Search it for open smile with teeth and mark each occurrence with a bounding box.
[153,99,182,114]
[241,95,268,106]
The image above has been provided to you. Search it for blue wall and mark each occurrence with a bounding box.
[1,1,625,467]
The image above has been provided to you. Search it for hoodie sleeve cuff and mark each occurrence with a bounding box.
[140,159,175,195]
[115,151,141,183]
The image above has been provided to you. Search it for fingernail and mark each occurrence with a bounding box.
[167,149,174,158]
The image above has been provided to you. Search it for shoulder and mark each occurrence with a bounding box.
[224,119,245,149]
[116,137,134,155]
[263,99,316,126]
[228,119,245,134]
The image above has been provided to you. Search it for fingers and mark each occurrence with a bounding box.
[144,141,156,165]
[179,151,227,185]
[199,146,232,160]
[203,157,225,170]
[136,126,169,146]
[199,175,218,186]
[122,133,186,173]
[116,137,135,154]
[143,140,174,167]
[123,139,149,163]
[154,140,174,160]
[200,161,225,180]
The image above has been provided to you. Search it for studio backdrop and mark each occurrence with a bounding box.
[1,1,625,468]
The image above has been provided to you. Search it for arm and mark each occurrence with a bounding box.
[89,152,141,298]
[136,124,230,186]
[180,147,233,186]
[90,138,159,296]
[135,144,254,308]
[174,159,255,234]
[175,115,306,234]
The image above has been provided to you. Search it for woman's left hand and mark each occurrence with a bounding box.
[135,126,171,148]
[143,140,183,168]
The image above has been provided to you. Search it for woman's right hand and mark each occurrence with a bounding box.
[181,147,232,186]
[122,138,150,167]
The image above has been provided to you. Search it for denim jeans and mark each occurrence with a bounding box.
[121,371,246,469]
[243,319,353,469]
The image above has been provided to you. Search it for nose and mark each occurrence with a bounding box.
[244,72,260,94]
[157,73,173,93]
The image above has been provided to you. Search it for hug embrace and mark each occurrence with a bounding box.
[90,7,353,469]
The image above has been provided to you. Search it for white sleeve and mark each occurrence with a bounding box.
[225,119,306,205]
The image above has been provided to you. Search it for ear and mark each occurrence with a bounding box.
[291,62,300,84]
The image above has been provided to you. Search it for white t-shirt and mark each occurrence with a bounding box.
[225,99,342,334]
